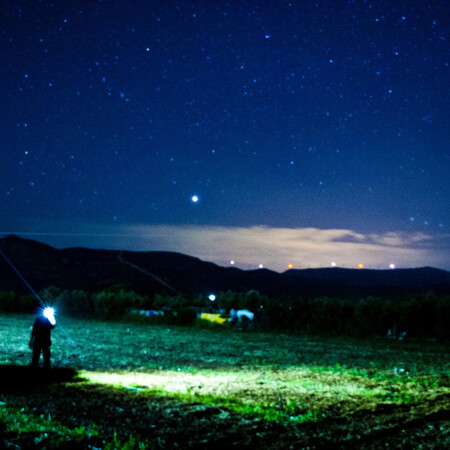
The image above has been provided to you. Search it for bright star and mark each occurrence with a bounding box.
[191,195,199,203]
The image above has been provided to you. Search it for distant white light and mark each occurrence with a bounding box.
[259,264,264,269]
[331,262,337,267]
[230,260,235,265]
[191,195,199,203]
[208,294,216,302]
[390,263,396,269]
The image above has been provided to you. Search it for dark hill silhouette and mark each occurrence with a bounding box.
[1,234,449,299]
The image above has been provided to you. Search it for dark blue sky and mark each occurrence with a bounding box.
[1,0,449,270]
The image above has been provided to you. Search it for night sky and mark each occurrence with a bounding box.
[1,0,449,271]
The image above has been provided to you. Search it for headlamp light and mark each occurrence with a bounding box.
[43,307,56,325]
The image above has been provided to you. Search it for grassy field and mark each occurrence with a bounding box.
[0,313,449,448]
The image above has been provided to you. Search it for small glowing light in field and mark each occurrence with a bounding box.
[390,263,396,269]
[43,307,56,325]
[288,264,293,269]
[230,260,235,265]
[191,195,199,203]
[259,264,264,269]
[358,263,364,269]
[331,262,336,267]
[208,294,216,301]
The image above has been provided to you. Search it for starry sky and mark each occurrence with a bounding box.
[1,0,449,271]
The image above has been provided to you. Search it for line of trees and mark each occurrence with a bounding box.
[0,287,449,340]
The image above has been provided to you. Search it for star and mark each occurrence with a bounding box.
[0,0,447,272]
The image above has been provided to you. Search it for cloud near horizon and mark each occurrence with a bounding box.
[3,223,448,271]
[125,225,444,270]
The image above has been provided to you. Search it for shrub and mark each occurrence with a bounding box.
[0,291,35,313]
[67,290,92,316]
[355,297,390,337]
[92,288,146,319]
[0,291,17,312]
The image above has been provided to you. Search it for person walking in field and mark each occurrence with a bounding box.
[29,307,56,369]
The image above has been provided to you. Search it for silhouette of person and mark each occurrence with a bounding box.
[29,308,56,369]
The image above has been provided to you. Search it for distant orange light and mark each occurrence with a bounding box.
[288,264,293,269]
[358,263,364,269]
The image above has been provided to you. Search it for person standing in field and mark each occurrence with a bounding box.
[29,307,56,369]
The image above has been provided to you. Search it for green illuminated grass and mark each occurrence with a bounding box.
[1,314,449,448]
[0,402,95,447]
[0,402,151,449]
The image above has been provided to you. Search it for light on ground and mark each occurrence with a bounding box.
[331,262,337,267]
[358,263,364,269]
[288,264,293,269]
[259,264,264,269]
[390,263,396,269]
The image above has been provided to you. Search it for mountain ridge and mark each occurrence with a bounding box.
[1,234,449,299]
